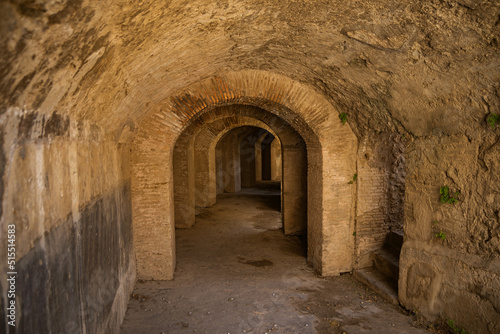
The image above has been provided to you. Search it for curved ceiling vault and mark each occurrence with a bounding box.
[2,1,497,140]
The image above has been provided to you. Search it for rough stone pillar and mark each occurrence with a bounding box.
[261,134,273,181]
[282,142,307,235]
[397,135,500,333]
[131,131,175,280]
[319,136,357,276]
[195,147,217,207]
[240,133,258,187]
[270,138,282,181]
[219,133,241,193]
[173,135,195,228]
[306,145,323,271]
[255,133,268,182]
[215,148,224,194]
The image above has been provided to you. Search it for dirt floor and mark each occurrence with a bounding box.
[120,184,429,334]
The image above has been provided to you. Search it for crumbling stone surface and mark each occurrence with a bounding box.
[400,134,500,333]
[1,0,498,136]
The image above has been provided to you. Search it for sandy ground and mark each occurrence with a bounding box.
[120,184,428,334]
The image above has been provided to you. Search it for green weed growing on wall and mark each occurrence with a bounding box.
[436,231,446,240]
[339,113,348,125]
[447,320,467,334]
[487,113,499,129]
[440,186,460,204]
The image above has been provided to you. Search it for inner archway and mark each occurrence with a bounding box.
[131,70,358,280]
[173,112,307,237]
[215,127,281,194]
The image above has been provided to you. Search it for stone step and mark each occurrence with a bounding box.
[354,267,399,305]
[381,231,404,258]
[373,249,400,284]
[387,230,404,251]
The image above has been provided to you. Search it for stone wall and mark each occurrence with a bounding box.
[399,134,500,334]
[270,138,282,181]
[0,109,135,334]
[240,130,260,188]
[355,132,406,268]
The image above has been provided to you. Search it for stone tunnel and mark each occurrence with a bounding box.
[0,0,499,333]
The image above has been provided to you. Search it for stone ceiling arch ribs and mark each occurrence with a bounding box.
[208,119,278,153]
[149,70,346,148]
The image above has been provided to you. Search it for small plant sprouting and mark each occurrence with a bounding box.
[348,173,358,184]
[447,319,467,334]
[439,186,460,204]
[487,113,499,130]
[436,231,446,240]
[339,113,348,125]
[433,221,439,224]
[352,232,356,236]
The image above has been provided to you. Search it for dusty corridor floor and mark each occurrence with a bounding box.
[120,184,428,334]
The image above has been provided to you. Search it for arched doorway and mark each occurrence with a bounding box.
[131,70,358,280]
[173,112,307,236]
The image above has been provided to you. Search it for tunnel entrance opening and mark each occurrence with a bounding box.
[173,114,310,248]
[131,71,358,281]
[175,122,308,262]
[214,127,282,198]
[216,126,284,216]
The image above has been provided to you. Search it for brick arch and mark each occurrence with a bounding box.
[197,119,279,206]
[173,115,277,228]
[221,127,283,188]
[214,126,269,193]
[173,112,307,237]
[131,70,357,279]
[213,126,282,191]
